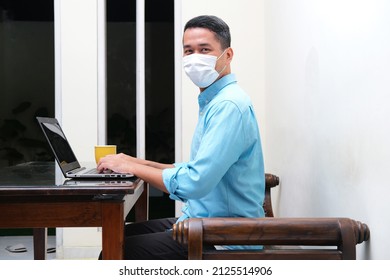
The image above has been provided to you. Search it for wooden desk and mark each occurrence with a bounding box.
[0,162,148,260]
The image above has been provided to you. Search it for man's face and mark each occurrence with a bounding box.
[183,27,231,75]
[183,27,223,57]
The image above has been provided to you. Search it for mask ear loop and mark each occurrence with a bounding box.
[216,48,229,75]
[216,48,228,60]
[217,63,228,75]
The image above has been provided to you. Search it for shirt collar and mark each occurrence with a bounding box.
[198,74,237,109]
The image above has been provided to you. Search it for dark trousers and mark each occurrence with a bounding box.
[99,218,188,260]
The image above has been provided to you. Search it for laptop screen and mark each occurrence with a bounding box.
[37,117,80,173]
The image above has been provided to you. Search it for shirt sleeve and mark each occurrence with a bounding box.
[162,100,246,202]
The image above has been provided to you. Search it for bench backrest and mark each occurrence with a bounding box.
[172,217,370,260]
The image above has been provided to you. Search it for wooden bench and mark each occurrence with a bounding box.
[172,173,370,260]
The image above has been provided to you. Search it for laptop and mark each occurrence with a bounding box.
[36,116,133,179]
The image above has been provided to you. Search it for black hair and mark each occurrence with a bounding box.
[184,15,231,50]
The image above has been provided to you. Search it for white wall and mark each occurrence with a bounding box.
[57,0,100,160]
[264,0,390,259]
[56,0,102,259]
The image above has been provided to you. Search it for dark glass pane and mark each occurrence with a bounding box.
[106,0,137,156]
[145,4,175,164]
[0,0,55,168]
[107,0,175,219]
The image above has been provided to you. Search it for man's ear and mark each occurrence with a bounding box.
[226,47,234,63]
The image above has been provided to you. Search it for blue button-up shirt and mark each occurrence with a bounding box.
[163,73,265,222]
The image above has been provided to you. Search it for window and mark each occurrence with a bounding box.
[0,0,55,236]
[0,0,55,168]
[107,0,175,219]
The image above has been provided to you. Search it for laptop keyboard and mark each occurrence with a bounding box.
[85,168,101,174]
[85,168,113,175]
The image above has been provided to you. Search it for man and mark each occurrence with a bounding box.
[97,15,265,259]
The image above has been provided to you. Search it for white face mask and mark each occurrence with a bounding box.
[183,50,227,88]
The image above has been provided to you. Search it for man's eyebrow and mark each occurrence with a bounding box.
[183,43,212,49]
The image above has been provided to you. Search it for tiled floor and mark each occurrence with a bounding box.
[0,236,56,260]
